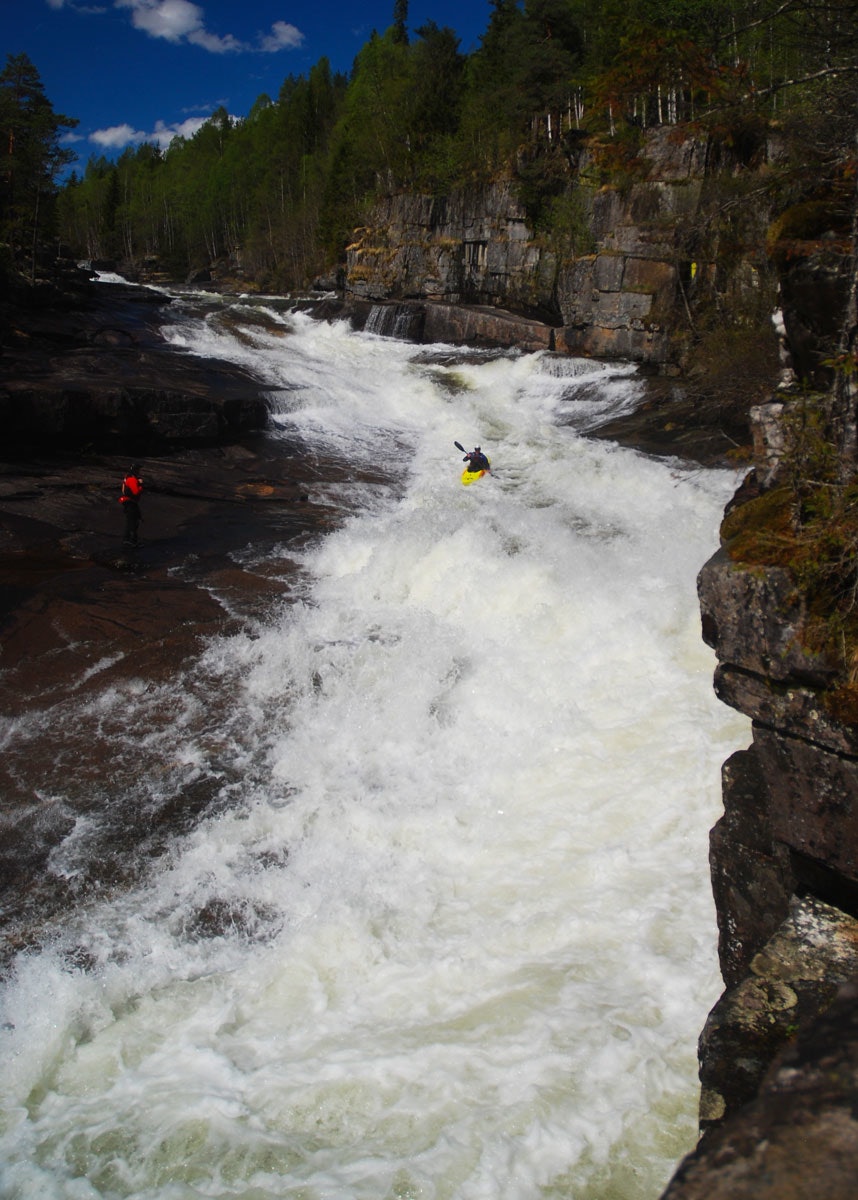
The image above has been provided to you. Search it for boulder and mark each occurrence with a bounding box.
[662,973,858,1200]
[695,897,858,1134]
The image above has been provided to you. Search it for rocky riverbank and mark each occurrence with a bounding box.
[0,273,321,728]
[1,270,270,452]
[0,439,343,954]
[0,442,322,709]
[1,275,350,957]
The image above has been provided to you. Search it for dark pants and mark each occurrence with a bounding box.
[123,501,141,544]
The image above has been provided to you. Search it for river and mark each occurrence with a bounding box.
[0,292,749,1199]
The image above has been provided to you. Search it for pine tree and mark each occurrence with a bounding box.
[393,0,409,45]
[0,52,78,277]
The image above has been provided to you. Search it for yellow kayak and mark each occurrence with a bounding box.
[461,459,490,486]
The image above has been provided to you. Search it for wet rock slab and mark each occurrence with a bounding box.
[0,276,269,450]
[586,379,753,467]
[0,441,330,955]
[0,443,319,707]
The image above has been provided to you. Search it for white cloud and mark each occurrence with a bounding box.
[188,27,243,53]
[149,116,209,145]
[46,0,109,9]
[181,98,228,114]
[90,122,147,148]
[89,114,208,149]
[118,0,245,52]
[259,20,303,52]
[54,1,303,55]
[115,0,205,44]
[111,2,303,54]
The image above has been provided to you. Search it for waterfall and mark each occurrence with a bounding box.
[364,301,426,341]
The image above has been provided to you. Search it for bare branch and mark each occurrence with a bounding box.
[751,63,858,100]
[715,0,858,47]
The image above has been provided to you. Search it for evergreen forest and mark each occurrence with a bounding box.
[2,0,857,291]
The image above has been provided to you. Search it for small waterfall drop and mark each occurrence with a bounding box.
[364,301,426,341]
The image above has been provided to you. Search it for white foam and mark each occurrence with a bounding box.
[0,305,748,1198]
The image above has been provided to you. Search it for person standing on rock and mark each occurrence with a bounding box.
[119,464,143,546]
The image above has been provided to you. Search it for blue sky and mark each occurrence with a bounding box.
[4,0,492,172]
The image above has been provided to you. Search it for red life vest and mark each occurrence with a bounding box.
[120,474,142,502]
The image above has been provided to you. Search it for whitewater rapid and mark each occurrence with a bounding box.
[0,301,748,1199]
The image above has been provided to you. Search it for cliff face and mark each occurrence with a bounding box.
[343,127,769,368]
[697,524,858,1112]
[659,218,858,1193]
[657,475,858,1195]
[660,973,858,1199]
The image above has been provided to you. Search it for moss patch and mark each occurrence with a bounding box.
[825,682,858,726]
[721,487,796,566]
[722,480,858,675]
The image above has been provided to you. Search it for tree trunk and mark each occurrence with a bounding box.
[29,185,41,283]
[835,148,858,478]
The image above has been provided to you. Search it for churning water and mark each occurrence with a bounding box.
[0,299,748,1199]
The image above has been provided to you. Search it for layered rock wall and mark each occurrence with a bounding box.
[660,408,858,1194]
[660,972,858,1200]
[696,536,858,1119]
[345,182,543,309]
[344,128,765,367]
[655,184,858,1192]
